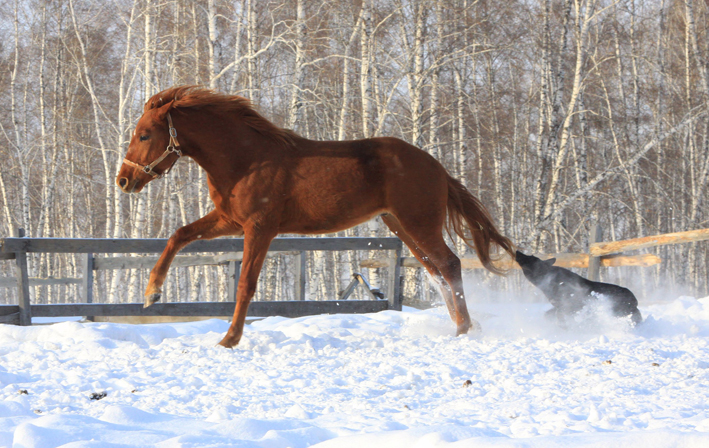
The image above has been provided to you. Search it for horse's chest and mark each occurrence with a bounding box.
[208,175,282,217]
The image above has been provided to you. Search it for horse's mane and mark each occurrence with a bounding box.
[145,86,295,148]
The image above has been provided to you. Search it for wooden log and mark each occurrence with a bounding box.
[0,237,403,255]
[590,228,709,256]
[361,253,661,269]
[587,224,603,281]
[29,300,388,318]
[601,254,662,267]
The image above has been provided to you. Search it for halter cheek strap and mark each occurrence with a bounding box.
[123,112,182,179]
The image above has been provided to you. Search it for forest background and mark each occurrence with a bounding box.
[0,0,707,307]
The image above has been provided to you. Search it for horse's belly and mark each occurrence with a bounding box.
[280,184,386,234]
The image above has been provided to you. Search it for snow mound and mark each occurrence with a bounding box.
[1,296,709,446]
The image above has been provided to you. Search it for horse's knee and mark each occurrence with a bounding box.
[170,226,192,246]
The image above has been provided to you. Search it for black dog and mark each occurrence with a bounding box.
[515,251,642,326]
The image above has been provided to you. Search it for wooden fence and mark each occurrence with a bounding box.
[2,225,708,327]
[0,231,403,326]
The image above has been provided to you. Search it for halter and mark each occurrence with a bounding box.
[123,112,182,179]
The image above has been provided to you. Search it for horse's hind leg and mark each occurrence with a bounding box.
[381,215,452,319]
[382,214,477,334]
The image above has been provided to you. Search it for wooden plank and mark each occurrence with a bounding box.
[0,237,403,255]
[94,253,244,270]
[0,252,14,260]
[387,242,403,311]
[0,305,20,316]
[81,254,94,303]
[14,229,31,326]
[227,260,240,301]
[29,300,389,318]
[361,253,661,269]
[0,313,19,325]
[82,254,94,322]
[0,277,82,288]
[590,228,709,256]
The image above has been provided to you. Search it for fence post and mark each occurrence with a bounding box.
[588,223,603,281]
[227,259,241,301]
[294,251,306,301]
[15,228,31,326]
[387,241,403,311]
[82,253,94,303]
[82,253,94,321]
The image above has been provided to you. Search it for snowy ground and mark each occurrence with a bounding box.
[2,295,709,447]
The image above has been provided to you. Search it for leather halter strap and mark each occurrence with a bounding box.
[123,112,182,179]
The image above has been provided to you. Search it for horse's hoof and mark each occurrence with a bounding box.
[144,293,161,308]
[456,320,481,336]
[217,334,240,348]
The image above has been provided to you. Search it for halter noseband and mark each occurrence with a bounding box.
[123,112,182,179]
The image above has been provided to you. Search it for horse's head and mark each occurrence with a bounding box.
[116,102,181,193]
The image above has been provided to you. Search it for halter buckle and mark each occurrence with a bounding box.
[167,145,182,157]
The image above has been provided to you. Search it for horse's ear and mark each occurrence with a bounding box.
[545,258,557,266]
[153,101,175,122]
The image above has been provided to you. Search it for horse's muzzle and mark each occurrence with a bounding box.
[116,176,141,193]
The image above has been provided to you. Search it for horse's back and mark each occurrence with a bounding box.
[279,136,448,233]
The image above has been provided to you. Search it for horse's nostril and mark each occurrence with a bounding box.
[118,177,129,189]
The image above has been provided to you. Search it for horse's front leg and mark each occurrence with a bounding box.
[218,228,275,348]
[145,210,242,307]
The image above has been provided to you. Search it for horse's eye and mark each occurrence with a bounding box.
[139,135,149,142]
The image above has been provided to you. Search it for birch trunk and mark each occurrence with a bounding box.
[10,1,31,236]
[337,12,363,140]
[69,0,113,238]
[288,0,307,130]
[207,0,219,90]
[538,0,593,234]
[360,0,374,138]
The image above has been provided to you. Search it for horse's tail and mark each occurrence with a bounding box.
[445,174,515,275]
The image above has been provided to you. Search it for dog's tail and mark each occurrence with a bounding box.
[446,174,515,275]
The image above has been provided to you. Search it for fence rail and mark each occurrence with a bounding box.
[361,253,662,269]
[3,226,706,327]
[0,236,403,254]
[0,234,403,326]
[589,228,709,257]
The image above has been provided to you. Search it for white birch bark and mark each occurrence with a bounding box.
[9,1,31,236]
[288,0,307,130]
[68,0,113,238]
[399,1,427,147]
[207,0,219,90]
[337,12,363,140]
[229,0,246,94]
[360,0,374,138]
[427,0,445,160]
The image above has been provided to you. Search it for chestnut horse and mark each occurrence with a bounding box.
[116,86,514,348]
